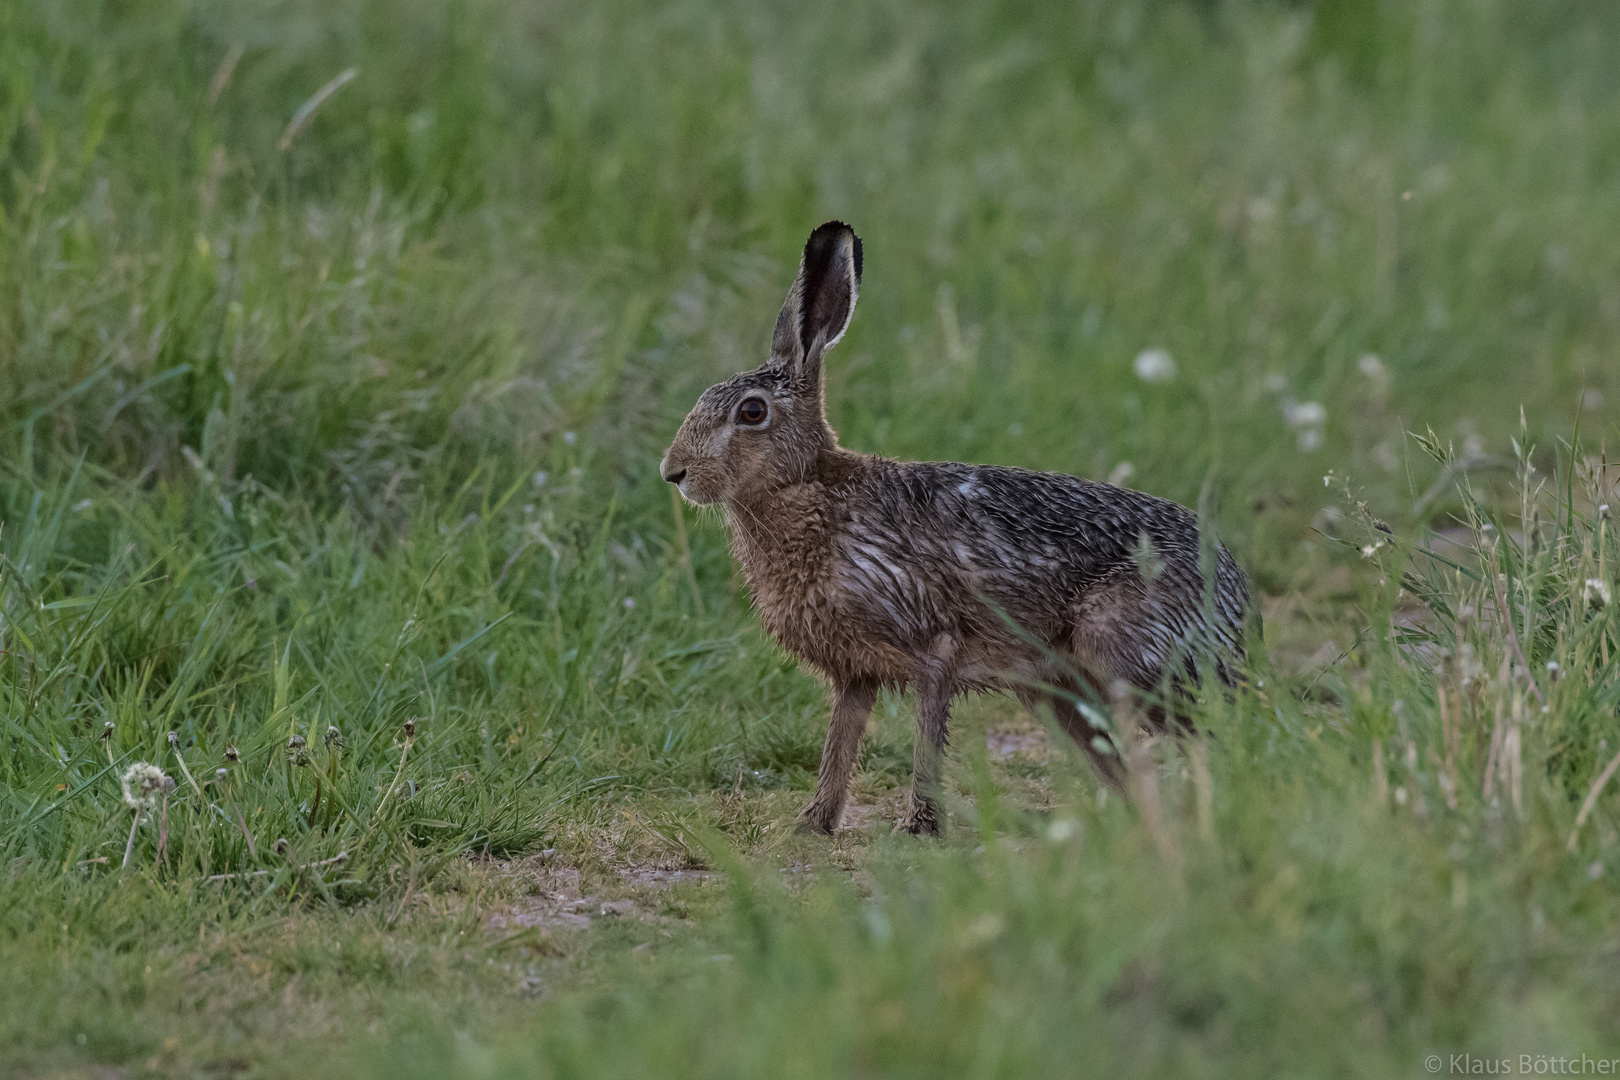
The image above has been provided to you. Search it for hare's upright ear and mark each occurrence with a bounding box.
[770,221,862,389]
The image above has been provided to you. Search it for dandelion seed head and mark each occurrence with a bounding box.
[121,762,171,811]
[1283,401,1326,428]
[1133,348,1176,383]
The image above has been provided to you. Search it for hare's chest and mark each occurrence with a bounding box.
[739,543,841,653]
[728,491,882,677]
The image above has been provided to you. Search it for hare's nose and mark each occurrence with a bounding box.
[663,466,687,486]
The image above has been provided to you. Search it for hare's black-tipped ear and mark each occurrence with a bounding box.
[770,221,862,384]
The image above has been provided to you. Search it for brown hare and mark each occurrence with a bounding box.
[661,221,1252,835]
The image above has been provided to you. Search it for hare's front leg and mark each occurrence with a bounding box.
[901,668,952,836]
[800,679,879,835]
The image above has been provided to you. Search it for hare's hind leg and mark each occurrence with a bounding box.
[1041,684,1127,792]
[800,679,879,835]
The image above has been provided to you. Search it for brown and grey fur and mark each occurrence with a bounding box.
[661,221,1251,835]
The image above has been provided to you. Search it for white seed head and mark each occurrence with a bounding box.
[1357,353,1387,380]
[1133,348,1176,383]
[1283,400,1326,428]
[121,762,171,811]
[1584,579,1611,608]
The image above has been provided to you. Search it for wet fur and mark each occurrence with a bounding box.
[662,222,1251,835]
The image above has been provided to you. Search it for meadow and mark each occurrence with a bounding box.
[4,0,1620,1075]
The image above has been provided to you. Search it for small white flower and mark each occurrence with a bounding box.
[1581,389,1604,412]
[562,431,578,447]
[1263,373,1289,394]
[1133,348,1176,383]
[622,597,636,610]
[532,471,549,489]
[1357,353,1387,380]
[1584,579,1611,608]
[120,762,172,811]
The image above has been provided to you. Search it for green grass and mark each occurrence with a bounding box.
[4,0,1620,1075]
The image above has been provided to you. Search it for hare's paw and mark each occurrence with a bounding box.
[898,790,942,836]
[797,798,841,835]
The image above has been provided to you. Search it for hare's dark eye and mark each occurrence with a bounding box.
[736,398,768,426]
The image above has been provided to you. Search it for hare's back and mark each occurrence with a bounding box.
[848,460,1206,580]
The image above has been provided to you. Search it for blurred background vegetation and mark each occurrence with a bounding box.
[4,0,1620,1076]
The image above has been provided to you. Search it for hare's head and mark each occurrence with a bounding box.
[661,221,862,505]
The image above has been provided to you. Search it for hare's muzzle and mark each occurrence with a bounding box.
[662,465,687,486]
